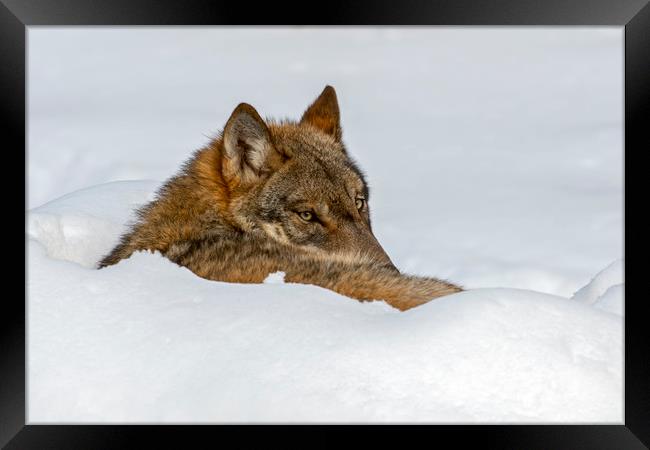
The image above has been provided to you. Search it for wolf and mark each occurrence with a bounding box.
[98,86,462,310]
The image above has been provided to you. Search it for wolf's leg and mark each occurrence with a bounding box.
[283,263,462,311]
[338,273,462,311]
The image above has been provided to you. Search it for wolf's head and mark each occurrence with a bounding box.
[218,86,396,270]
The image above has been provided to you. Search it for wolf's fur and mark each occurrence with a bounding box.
[98,86,462,310]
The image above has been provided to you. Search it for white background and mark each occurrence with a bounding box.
[28,27,623,296]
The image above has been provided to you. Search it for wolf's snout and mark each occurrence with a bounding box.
[367,237,398,272]
[346,226,397,272]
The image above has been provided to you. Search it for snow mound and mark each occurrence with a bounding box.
[593,284,624,316]
[27,182,623,423]
[264,271,286,284]
[572,260,624,316]
[27,180,159,267]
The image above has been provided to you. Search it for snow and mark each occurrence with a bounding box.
[572,259,624,316]
[27,182,623,423]
[27,28,623,423]
[593,284,624,316]
[27,181,160,268]
[264,271,287,284]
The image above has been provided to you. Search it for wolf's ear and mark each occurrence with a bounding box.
[222,103,286,186]
[300,85,342,141]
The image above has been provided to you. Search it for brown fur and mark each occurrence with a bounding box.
[98,86,462,310]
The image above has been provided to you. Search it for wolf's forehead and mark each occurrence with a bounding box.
[268,122,367,192]
[270,122,342,155]
[282,157,355,190]
[308,153,365,189]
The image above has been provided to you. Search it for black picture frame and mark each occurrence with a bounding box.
[3,0,647,448]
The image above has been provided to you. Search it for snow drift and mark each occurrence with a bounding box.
[572,260,624,316]
[27,182,623,423]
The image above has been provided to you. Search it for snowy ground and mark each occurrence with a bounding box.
[27,28,623,422]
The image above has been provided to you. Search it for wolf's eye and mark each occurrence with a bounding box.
[355,198,365,210]
[298,211,313,221]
